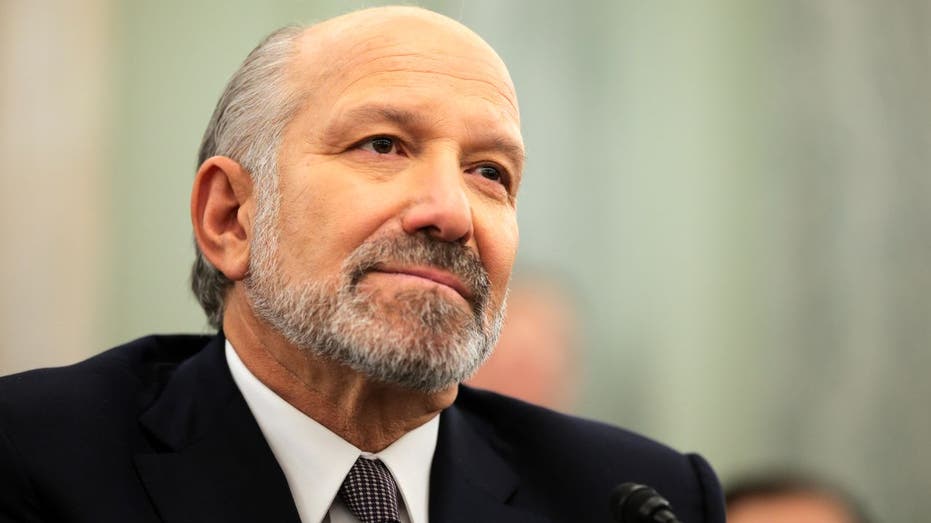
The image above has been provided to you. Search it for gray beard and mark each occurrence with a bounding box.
[243,213,505,393]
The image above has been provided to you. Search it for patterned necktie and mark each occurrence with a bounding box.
[338,457,402,523]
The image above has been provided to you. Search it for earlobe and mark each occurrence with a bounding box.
[191,156,254,281]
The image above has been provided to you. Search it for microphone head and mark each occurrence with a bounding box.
[610,482,681,523]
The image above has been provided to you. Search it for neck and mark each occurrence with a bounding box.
[222,290,457,452]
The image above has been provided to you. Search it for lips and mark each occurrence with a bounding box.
[341,232,490,315]
[369,264,473,302]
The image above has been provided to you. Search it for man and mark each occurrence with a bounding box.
[0,6,725,522]
[726,473,870,523]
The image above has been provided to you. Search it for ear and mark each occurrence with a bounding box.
[191,156,255,282]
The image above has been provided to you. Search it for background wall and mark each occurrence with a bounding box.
[3,1,929,520]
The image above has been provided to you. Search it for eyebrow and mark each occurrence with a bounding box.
[325,104,430,137]
[326,103,526,172]
[483,135,526,173]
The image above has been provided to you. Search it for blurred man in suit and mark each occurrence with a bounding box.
[0,6,725,522]
[726,473,870,523]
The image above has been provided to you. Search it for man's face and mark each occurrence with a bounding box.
[244,13,523,392]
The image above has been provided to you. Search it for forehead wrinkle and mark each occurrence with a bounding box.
[322,103,432,141]
[330,67,520,121]
[293,15,520,120]
[289,21,523,166]
[309,35,518,110]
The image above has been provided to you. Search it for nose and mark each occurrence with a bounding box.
[400,156,474,244]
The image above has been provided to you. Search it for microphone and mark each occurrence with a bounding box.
[610,482,682,523]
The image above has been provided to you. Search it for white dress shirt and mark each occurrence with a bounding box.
[225,341,439,523]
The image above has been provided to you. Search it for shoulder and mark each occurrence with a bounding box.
[0,334,213,431]
[0,334,216,520]
[453,385,725,522]
[454,385,679,460]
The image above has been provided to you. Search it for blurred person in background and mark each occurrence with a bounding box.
[726,472,870,523]
[468,273,583,412]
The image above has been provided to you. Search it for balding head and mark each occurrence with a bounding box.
[291,6,517,111]
[191,6,521,329]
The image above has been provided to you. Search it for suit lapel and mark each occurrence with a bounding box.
[133,335,301,523]
[132,337,546,523]
[429,396,550,523]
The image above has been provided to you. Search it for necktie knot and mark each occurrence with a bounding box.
[338,457,402,523]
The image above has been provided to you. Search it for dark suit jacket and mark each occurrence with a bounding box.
[0,334,724,522]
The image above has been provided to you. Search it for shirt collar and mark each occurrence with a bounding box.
[225,340,439,523]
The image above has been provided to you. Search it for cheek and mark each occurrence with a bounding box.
[476,213,519,297]
[271,178,351,276]
[272,202,332,276]
[273,174,405,275]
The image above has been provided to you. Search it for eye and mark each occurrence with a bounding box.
[473,165,506,185]
[477,165,500,181]
[359,136,398,155]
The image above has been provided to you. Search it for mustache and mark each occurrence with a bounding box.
[343,232,491,314]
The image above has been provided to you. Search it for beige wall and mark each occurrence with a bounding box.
[0,0,112,372]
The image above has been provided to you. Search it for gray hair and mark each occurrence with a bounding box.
[191,25,306,329]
